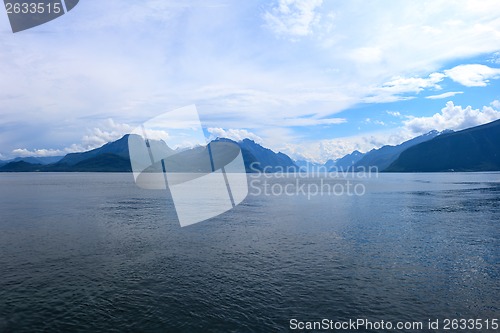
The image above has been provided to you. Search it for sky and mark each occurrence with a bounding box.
[1,0,500,163]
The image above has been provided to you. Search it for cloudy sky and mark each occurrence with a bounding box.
[1,0,500,162]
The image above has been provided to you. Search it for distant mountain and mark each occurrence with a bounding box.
[323,159,336,170]
[0,161,43,172]
[0,135,298,173]
[354,130,447,171]
[295,160,323,172]
[218,138,297,172]
[386,119,500,172]
[331,150,364,171]
[9,156,63,165]
[0,156,63,169]
[296,151,365,172]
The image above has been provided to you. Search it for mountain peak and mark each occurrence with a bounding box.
[57,134,132,166]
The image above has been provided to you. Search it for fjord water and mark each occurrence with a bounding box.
[0,173,499,332]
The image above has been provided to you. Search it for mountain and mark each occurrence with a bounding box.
[323,159,336,170]
[57,135,131,166]
[353,130,446,171]
[0,135,298,173]
[0,161,43,172]
[48,153,133,172]
[0,156,63,169]
[386,119,500,172]
[0,135,135,172]
[331,150,364,171]
[70,153,132,172]
[218,138,298,172]
[8,156,63,165]
[41,134,134,172]
[295,160,323,172]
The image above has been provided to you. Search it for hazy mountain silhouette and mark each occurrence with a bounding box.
[0,156,63,169]
[331,150,365,171]
[323,159,335,170]
[0,161,43,172]
[11,156,63,165]
[295,160,323,172]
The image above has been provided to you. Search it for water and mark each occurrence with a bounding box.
[0,173,499,332]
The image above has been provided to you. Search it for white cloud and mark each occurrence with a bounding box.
[10,119,133,158]
[349,47,383,64]
[382,73,445,93]
[11,148,65,158]
[403,101,500,133]
[386,111,401,117]
[444,64,500,87]
[489,52,500,65]
[426,91,463,99]
[264,0,323,38]
[365,63,500,102]
[491,100,500,109]
[365,118,386,126]
[79,119,133,151]
[207,128,263,143]
[282,117,346,126]
[363,72,445,102]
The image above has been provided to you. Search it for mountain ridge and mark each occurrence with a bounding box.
[331,150,365,171]
[386,119,500,172]
[352,130,450,171]
[0,135,298,173]
[2,120,500,173]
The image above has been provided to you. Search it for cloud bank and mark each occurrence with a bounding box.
[403,101,500,134]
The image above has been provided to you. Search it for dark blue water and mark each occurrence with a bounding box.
[0,173,499,332]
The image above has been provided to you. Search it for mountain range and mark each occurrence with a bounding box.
[1,119,500,172]
[298,130,448,172]
[0,156,63,167]
[0,135,298,173]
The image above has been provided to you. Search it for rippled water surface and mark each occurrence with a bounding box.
[0,173,499,332]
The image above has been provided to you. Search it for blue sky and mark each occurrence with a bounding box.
[1,0,500,163]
